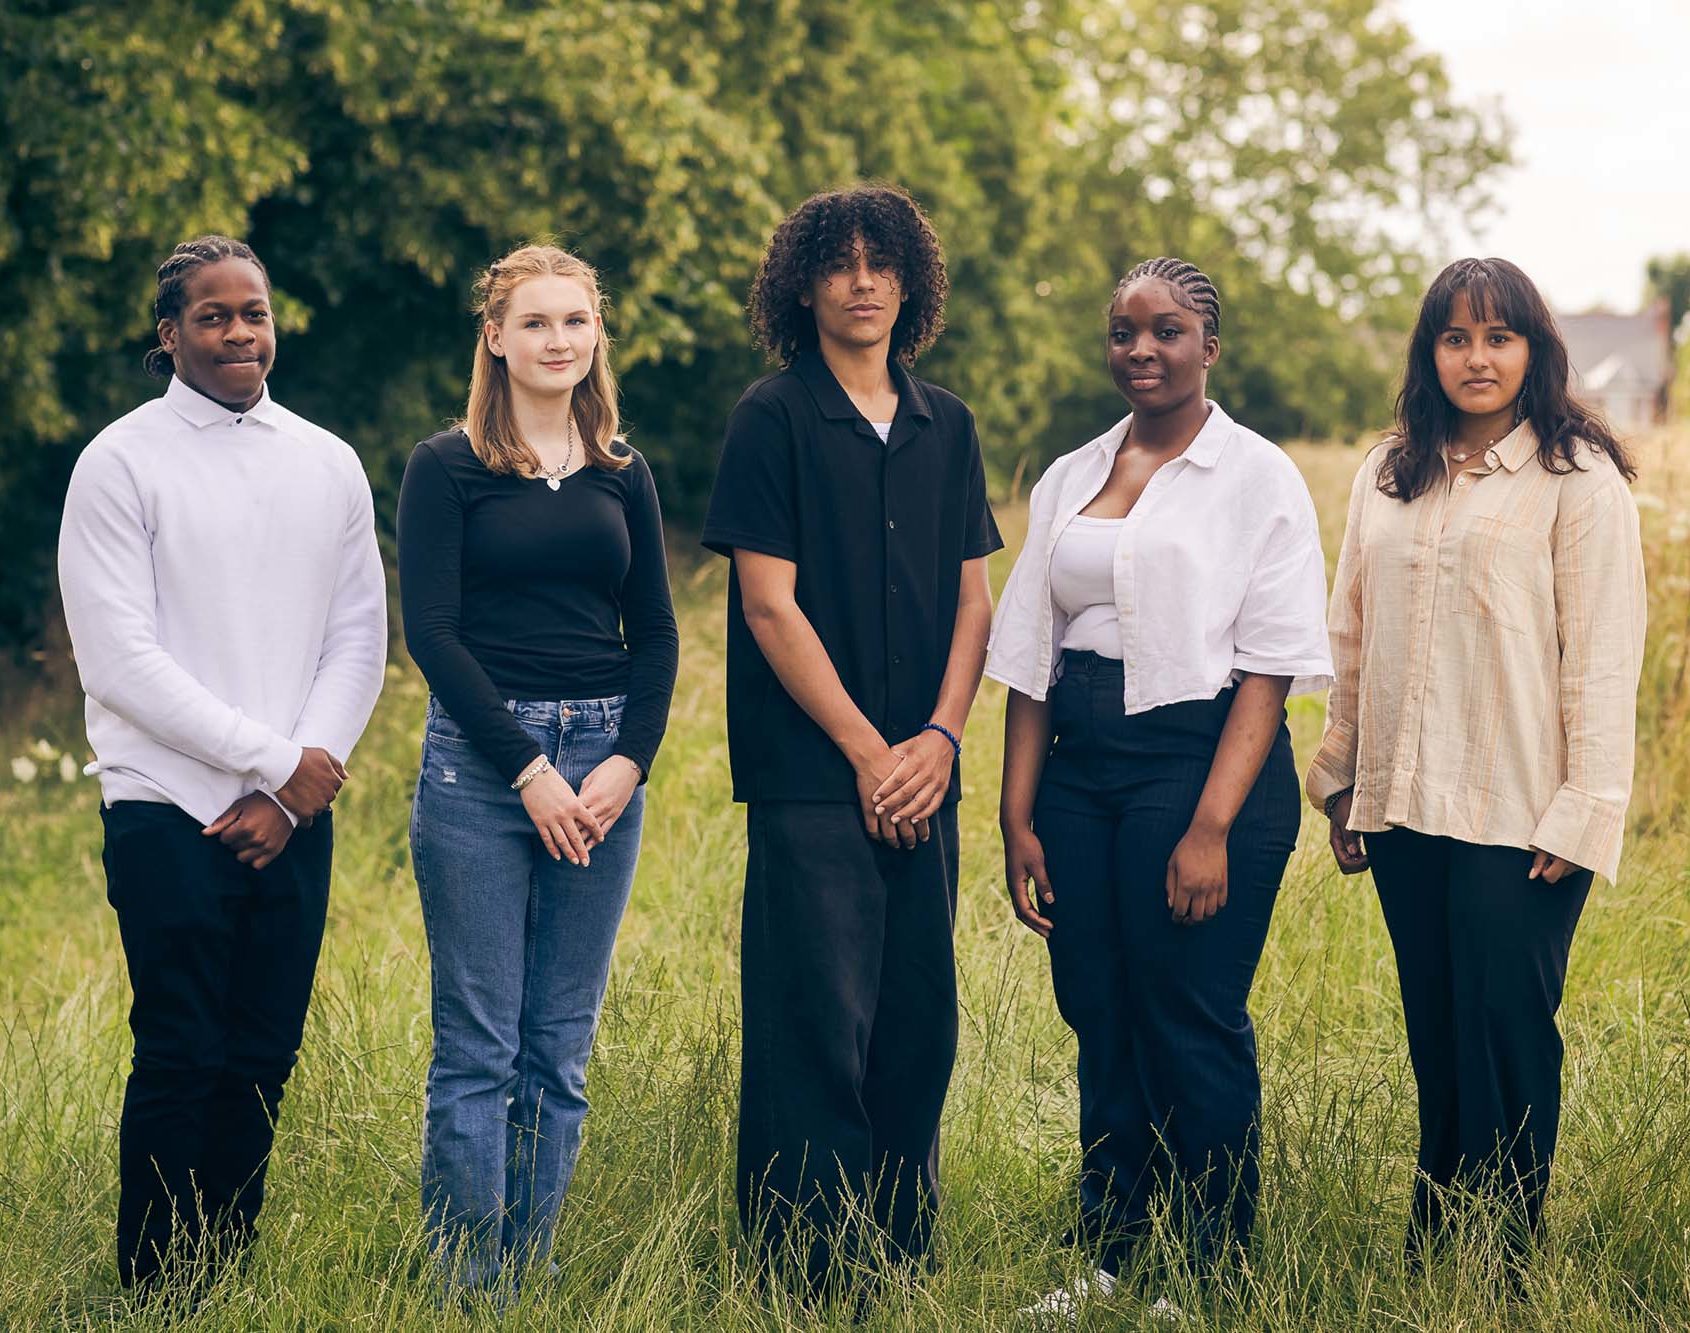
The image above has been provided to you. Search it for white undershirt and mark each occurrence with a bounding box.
[1049,515,1126,657]
[871,421,892,443]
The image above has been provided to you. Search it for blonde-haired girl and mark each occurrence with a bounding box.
[397,243,678,1289]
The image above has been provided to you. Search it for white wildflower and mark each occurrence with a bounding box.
[1635,492,1667,511]
[29,738,59,761]
[58,754,79,783]
[10,756,39,783]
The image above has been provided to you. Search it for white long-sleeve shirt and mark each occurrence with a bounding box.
[986,402,1333,710]
[58,376,387,826]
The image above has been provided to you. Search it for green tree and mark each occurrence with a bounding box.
[1646,253,1690,343]
[1027,0,1509,456]
[0,0,1505,662]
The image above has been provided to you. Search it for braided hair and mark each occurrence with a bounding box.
[143,235,271,378]
[1113,256,1221,339]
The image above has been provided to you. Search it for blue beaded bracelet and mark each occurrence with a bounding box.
[922,721,961,757]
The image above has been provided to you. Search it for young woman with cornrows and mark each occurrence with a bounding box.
[988,257,1332,1319]
[397,244,678,1290]
[1307,257,1645,1267]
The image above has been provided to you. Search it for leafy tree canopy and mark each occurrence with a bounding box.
[0,0,1505,654]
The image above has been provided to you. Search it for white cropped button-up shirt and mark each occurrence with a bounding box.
[985,403,1333,710]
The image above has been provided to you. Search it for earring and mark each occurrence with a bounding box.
[1514,385,1529,424]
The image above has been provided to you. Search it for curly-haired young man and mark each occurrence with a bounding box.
[703,185,1001,1291]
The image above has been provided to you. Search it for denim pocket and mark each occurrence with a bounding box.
[424,696,471,747]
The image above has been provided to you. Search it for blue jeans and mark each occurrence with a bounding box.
[411,694,644,1287]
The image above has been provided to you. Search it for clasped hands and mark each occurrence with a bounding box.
[855,729,955,849]
[202,745,346,870]
[517,754,641,867]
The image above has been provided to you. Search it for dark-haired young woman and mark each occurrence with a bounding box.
[1307,258,1645,1263]
[398,245,677,1290]
[58,237,387,1292]
[989,258,1332,1318]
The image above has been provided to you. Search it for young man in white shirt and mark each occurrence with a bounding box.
[57,236,386,1294]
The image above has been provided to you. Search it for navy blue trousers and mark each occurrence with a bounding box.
[1034,652,1299,1275]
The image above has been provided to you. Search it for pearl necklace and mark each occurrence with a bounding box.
[1447,434,1502,465]
[536,417,577,491]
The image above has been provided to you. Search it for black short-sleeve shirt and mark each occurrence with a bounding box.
[702,350,1002,804]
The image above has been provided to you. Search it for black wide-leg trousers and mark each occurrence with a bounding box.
[1365,826,1592,1250]
[1034,653,1300,1275]
[737,800,959,1290]
[100,800,332,1289]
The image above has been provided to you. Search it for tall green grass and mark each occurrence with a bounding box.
[2,437,1688,1329]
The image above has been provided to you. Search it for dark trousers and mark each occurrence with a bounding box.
[1034,654,1300,1275]
[737,800,960,1290]
[1366,826,1592,1252]
[100,800,332,1288]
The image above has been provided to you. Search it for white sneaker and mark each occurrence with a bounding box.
[1017,1267,1117,1324]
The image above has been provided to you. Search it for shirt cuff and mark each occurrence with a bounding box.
[255,735,305,795]
[256,787,300,828]
[1530,784,1627,883]
[1305,720,1357,811]
[611,742,653,785]
[982,661,1051,701]
[1232,654,1334,696]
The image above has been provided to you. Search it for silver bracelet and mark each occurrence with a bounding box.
[511,755,552,791]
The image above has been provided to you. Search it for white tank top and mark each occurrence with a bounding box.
[1049,515,1124,658]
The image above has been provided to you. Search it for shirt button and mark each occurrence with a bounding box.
[889,584,898,594]
[887,520,896,530]
[1456,476,1467,487]
[892,655,902,665]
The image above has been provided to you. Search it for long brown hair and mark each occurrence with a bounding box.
[461,244,629,474]
[1380,257,1634,502]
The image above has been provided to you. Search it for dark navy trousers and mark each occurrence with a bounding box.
[1034,652,1299,1275]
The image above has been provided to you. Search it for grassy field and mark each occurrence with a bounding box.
[3,433,1689,1330]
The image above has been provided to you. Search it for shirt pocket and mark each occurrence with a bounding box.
[1450,514,1551,635]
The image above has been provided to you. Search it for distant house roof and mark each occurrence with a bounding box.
[1558,307,1673,396]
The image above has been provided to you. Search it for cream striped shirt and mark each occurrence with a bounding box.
[1305,424,1645,882]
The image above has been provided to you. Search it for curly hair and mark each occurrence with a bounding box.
[748,184,947,367]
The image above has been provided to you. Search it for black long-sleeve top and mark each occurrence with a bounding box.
[397,428,678,783]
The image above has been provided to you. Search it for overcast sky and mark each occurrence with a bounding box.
[1393,0,1690,315]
